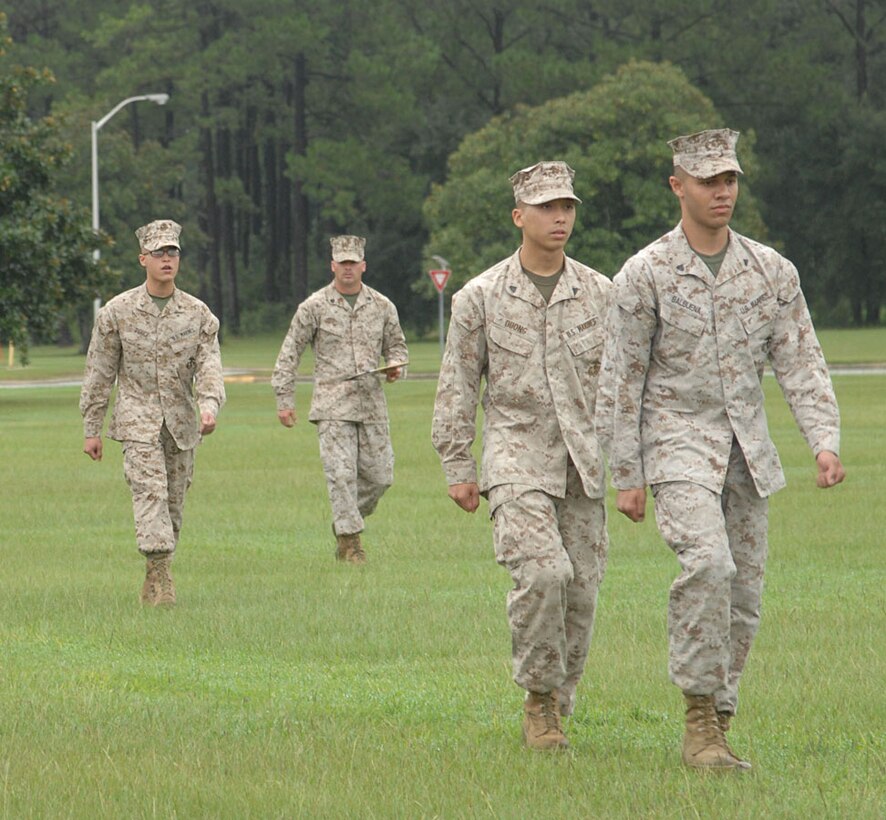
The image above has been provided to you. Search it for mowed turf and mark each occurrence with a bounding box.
[0,366,883,816]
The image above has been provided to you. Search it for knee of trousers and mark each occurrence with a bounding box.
[681,547,736,588]
[520,553,574,596]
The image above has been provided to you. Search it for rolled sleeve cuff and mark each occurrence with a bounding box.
[611,462,646,491]
[200,400,221,419]
[275,394,295,412]
[812,435,840,459]
[442,460,478,486]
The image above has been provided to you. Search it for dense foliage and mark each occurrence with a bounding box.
[0,15,114,362]
[4,0,885,335]
[425,61,769,288]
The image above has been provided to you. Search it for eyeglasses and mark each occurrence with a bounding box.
[146,247,182,258]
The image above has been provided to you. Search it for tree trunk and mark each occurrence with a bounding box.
[129,105,141,149]
[856,0,868,100]
[237,123,250,269]
[76,304,92,355]
[218,123,240,333]
[292,52,309,305]
[199,91,224,329]
[264,129,280,303]
[278,133,292,303]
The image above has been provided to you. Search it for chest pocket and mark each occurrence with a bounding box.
[660,299,707,337]
[120,327,154,360]
[657,297,708,373]
[488,320,536,357]
[563,320,604,378]
[169,329,198,354]
[563,322,603,357]
[320,314,348,339]
[737,293,776,336]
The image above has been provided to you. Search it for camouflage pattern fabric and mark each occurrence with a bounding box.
[135,219,182,251]
[509,161,581,205]
[596,225,840,497]
[122,424,195,555]
[489,462,608,696]
[596,223,841,708]
[330,234,366,262]
[432,249,613,498]
[317,420,394,536]
[652,440,768,715]
[80,285,225,449]
[433,249,612,698]
[668,129,743,178]
[272,282,408,423]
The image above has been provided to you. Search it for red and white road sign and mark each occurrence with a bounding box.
[428,269,451,293]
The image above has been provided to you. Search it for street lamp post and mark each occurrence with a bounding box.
[91,93,170,319]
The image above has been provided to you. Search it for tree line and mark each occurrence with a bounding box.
[3,0,884,353]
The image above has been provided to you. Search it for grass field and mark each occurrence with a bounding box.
[1,339,884,817]
[1,324,885,381]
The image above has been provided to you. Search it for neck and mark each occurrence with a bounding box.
[680,221,729,256]
[335,284,362,296]
[518,246,565,277]
[146,282,174,298]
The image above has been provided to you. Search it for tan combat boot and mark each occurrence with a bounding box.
[522,690,569,750]
[717,710,732,734]
[335,533,366,564]
[334,533,350,561]
[682,694,750,771]
[140,553,176,607]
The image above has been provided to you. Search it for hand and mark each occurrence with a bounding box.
[83,436,103,461]
[278,409,297,428]
[816,450,845,488]
[385,366,402,383]
[448,482,480,513]
[616,487,647,523]
[200,411,217,436]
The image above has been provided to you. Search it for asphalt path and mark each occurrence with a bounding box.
[1,364,885,389]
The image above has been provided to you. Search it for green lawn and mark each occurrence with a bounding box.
[0,370,883,817]
[2,325,884,382]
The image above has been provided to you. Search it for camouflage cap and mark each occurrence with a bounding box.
[668,129,743,179]
[510,161,582,205]
[135,219,182,252]
[330,235,366,262]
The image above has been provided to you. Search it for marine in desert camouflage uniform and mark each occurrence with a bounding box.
[432,162,612,750]
[272,235,408,563]
[595,129,846,770]
[80,219,225,606]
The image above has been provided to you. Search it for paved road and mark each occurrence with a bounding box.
[2,364,885,389]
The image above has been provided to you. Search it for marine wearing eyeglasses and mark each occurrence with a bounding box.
[80,219,225,606]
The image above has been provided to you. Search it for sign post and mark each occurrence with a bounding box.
[428,268,451,359]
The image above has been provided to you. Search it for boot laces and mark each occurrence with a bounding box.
[689,697,724,743]
[158,563,174,597]
[540,694,562,734]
